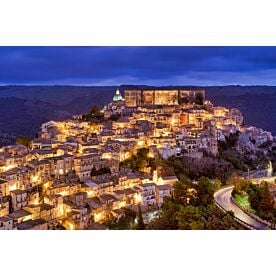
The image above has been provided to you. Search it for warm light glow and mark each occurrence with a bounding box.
[137,140,144,146]
[163,131,170,136]
[124,152,131,159]
[134,193,142,204]
[64,204,72,214]
[102,153,112,160]
[31,175,39,183]
[59,191,67,197]
[9,183,17,192]
[2,164,15,172]
[171,118,177,125]
[32,198,39,205]
[58,169,64,175]
[118,201,126,208]
[87,190,95,198]
[68,222,74,230]
[22,215,32,222]
[94,212,103,222]
[58,206,64,217]
[43,182,50,189]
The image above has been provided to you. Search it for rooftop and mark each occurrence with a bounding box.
[40,203,53,211]
[113,88,124,102]
[17,219,47,230]
[8,209,32,220]
[10,189,27,195]
[100,193,118,202]
[32,138,52,144]
[162,175,178,181]
[114,188,136,197]
[0,178,7,184]
[87,222,108,230]
[0,216,12,223]
[157,184,173,190]
[140,182,156,188]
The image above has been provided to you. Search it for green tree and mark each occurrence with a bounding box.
[196,176,215,206]
[259,183,274,213]
[136,204,145,230]
[16,135,31,148]
[176,205,204,230]
[147,198,179,230]
[214,179,222,191]
[82,105,104,123]
[228,172,250,194]
[246,182,275,221]
[90,105,100,114]
[225,132,240,148]
[247,184,261,211]
[120,148,156,173]
[173,176,193,205]
[109,114,120,121]
[107,208,137,230]
[90,167,111,176]
[203,206,243,230]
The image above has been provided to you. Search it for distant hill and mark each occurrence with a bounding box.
[0,85,275,146]
[203,86,276,134]
[207,92,276,134]
[0,85,116,105]
[0,97,70,136]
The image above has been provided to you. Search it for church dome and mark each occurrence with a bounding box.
[113,88,124,101]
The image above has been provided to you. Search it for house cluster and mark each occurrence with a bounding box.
[236,126,274,153]
[102,89,246,160]
[0,88,272,230]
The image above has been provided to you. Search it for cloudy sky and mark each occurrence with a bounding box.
[1,46,276,86]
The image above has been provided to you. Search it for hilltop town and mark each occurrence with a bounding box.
[0,88,275,230]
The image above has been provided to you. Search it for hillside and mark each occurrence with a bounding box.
[0,85,275,146]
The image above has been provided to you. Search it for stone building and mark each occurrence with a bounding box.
[124,89,205,107]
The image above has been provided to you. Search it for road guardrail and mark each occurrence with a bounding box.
[213,199,255,230]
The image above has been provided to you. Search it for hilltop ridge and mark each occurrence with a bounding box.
[0,85,275,146]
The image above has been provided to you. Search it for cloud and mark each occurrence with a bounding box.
[0,46,276,85]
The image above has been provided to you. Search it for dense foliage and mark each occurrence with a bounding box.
[136,204,145,230]
[120,148,156,173]
[160,156,233,184]
[1,85,275,148]
[107,208,137,230]
[16,135,31,148]
[147,176,243,230]
[108,114,121,121]
[218,132,271,171]
[81,105,104,123]
[232,177,276,223]
[90,167,111,177]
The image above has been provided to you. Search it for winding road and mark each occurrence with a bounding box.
[214,186,267,230]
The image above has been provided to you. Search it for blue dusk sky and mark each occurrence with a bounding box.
[1,46,276,86]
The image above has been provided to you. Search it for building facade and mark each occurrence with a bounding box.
[124,89,205,107]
